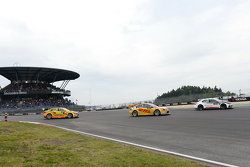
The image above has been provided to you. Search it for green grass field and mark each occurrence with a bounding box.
[0,122,208,167]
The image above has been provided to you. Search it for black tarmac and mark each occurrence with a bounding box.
[7,107,250,167]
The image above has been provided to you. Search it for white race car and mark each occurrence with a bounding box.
[195,98,233,111]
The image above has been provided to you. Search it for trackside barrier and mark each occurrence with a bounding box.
[0,112,42,116]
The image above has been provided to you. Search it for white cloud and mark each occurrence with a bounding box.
[0,0,250,104]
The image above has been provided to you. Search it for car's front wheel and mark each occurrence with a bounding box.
[67,113,73,119]
[220,104,227,110]
[154,110,161,116]
[132,111,138,117]
[46,113,52,119]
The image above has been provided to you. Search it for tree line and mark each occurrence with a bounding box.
[156,85,235,99]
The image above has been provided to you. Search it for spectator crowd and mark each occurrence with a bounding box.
[0,97,74,110]
[0,83,75,110]
[2,83,65,94]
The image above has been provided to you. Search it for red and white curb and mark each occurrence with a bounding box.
[19,121,239,167]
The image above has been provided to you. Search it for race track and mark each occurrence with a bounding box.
[8,107,250,167]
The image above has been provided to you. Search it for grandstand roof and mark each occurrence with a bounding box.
[0,67,80,83]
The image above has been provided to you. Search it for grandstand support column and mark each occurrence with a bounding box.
[36,73,40,83]
[52,75,57,85]
[15,69,19,83]
[60,80,66,89]
[63,80,70,89]
[60,80,70,89]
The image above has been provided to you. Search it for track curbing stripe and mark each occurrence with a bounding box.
[19,121,239,167]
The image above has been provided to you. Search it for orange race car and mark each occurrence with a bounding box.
[128,103,170,117]
[42,107,79,119]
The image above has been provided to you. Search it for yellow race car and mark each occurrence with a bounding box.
[42,107,79,119]
[129,103,170,117]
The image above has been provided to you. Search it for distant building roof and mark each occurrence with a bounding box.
[0,67,80,83]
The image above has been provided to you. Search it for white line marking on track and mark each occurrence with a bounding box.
[19,121,239,167]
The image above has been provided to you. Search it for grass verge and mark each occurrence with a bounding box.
[0,122,208,167]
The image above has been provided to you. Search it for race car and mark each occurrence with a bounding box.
[42,107,79,119]
[195,98,233,111]
[128,103,170,117]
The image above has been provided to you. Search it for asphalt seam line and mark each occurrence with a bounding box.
[19,121,239,167]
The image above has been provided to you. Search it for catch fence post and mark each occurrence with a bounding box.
[4,113,8,122]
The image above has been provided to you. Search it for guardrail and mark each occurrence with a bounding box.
[155,94,250,106]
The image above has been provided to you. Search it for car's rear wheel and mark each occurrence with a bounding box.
[220,104,227,110]
[46,113,52,119]
[67,113,73,119]
[197,105,204,111]
[132,111,138,117]
[154,110,161,116]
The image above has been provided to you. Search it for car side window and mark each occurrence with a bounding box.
[136,104,142,108]
[210,99,219,104]
[144,104,151,108]
[58,108,65,114]
[202,100,208,103]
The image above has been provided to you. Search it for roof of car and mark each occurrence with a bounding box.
[136,103,158,106]
[200,98,221,101]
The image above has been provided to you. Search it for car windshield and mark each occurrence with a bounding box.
[136,104,143,108]
[60,108,69,111]
[147,103,158,108]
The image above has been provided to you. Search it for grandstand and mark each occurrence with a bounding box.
[0,67,80,113]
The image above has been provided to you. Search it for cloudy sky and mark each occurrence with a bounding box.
[0,0,250,105]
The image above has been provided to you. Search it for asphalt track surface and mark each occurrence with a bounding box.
[8,107,250,167]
